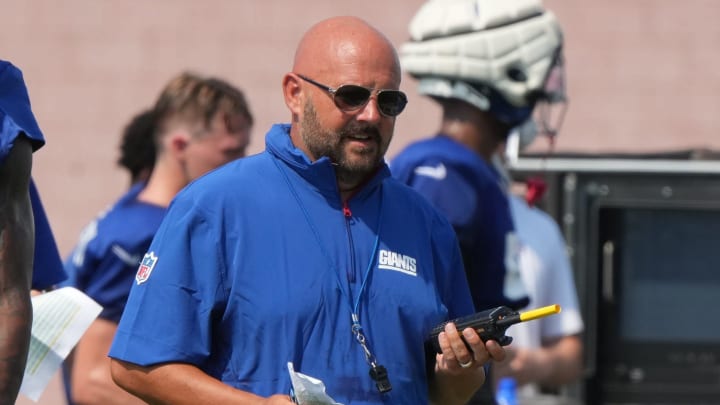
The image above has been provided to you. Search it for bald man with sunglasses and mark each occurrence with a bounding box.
[108,16,504,405]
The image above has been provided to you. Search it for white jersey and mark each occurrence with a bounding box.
[508,195,584,395]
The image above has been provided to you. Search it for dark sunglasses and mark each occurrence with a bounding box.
[297,74,407,117]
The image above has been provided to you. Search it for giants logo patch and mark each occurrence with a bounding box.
[378,249,417,276]
[135,252,158,285]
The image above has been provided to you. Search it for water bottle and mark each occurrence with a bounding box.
[495,377,518,405]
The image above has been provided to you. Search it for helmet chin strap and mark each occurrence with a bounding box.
[524,131,555,206]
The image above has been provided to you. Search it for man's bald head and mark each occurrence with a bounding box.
[292,16,401,82]
[281,16,404,195]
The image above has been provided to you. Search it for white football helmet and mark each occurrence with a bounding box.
[401,0,567,135]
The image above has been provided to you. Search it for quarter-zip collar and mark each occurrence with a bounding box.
[265,123,391,200]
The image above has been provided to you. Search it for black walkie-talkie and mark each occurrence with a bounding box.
[427,304,561,353]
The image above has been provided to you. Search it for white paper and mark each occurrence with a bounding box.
[288,362,343,405]
[19,287,103,401]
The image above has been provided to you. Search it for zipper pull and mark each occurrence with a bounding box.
[343,202,352,217]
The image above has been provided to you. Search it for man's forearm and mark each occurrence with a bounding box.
[0,137,36,405]
[537,335,583,387]
[0,286,32,405]
[0,211,34,404]
[110,360,294,404]
[71,319,147,405]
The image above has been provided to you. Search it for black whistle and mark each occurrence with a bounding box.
[369,364,392,394]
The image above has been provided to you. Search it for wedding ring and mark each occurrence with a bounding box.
[458,358,474,368]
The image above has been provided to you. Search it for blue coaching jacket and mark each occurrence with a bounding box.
[110,123,475,404]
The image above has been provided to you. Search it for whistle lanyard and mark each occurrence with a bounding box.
[275,158,391,393]
[349,213,381,372]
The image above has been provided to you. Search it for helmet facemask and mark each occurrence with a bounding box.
[528,48,568,141]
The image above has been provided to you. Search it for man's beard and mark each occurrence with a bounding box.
[300,102,389,188]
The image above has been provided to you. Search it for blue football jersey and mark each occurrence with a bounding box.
[64,184,165,322]
[391,135,529,311]
[1,59,66,289]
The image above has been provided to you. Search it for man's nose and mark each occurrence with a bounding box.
[355,96,382,123]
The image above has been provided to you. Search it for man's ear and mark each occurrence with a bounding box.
[168,131,191,157]
[282,73,303,119]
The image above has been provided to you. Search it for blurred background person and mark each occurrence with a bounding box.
[116,108,158,187]
[494,133,584,404]
[61,108,158,293]
[495,173,584,402]
[392,0,570,403]
[59,106,157,404]
[392,0,547,312]
[489,37,584,398]
[62,72,253,405]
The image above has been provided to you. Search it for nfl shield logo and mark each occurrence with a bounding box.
[136,252,158,285]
